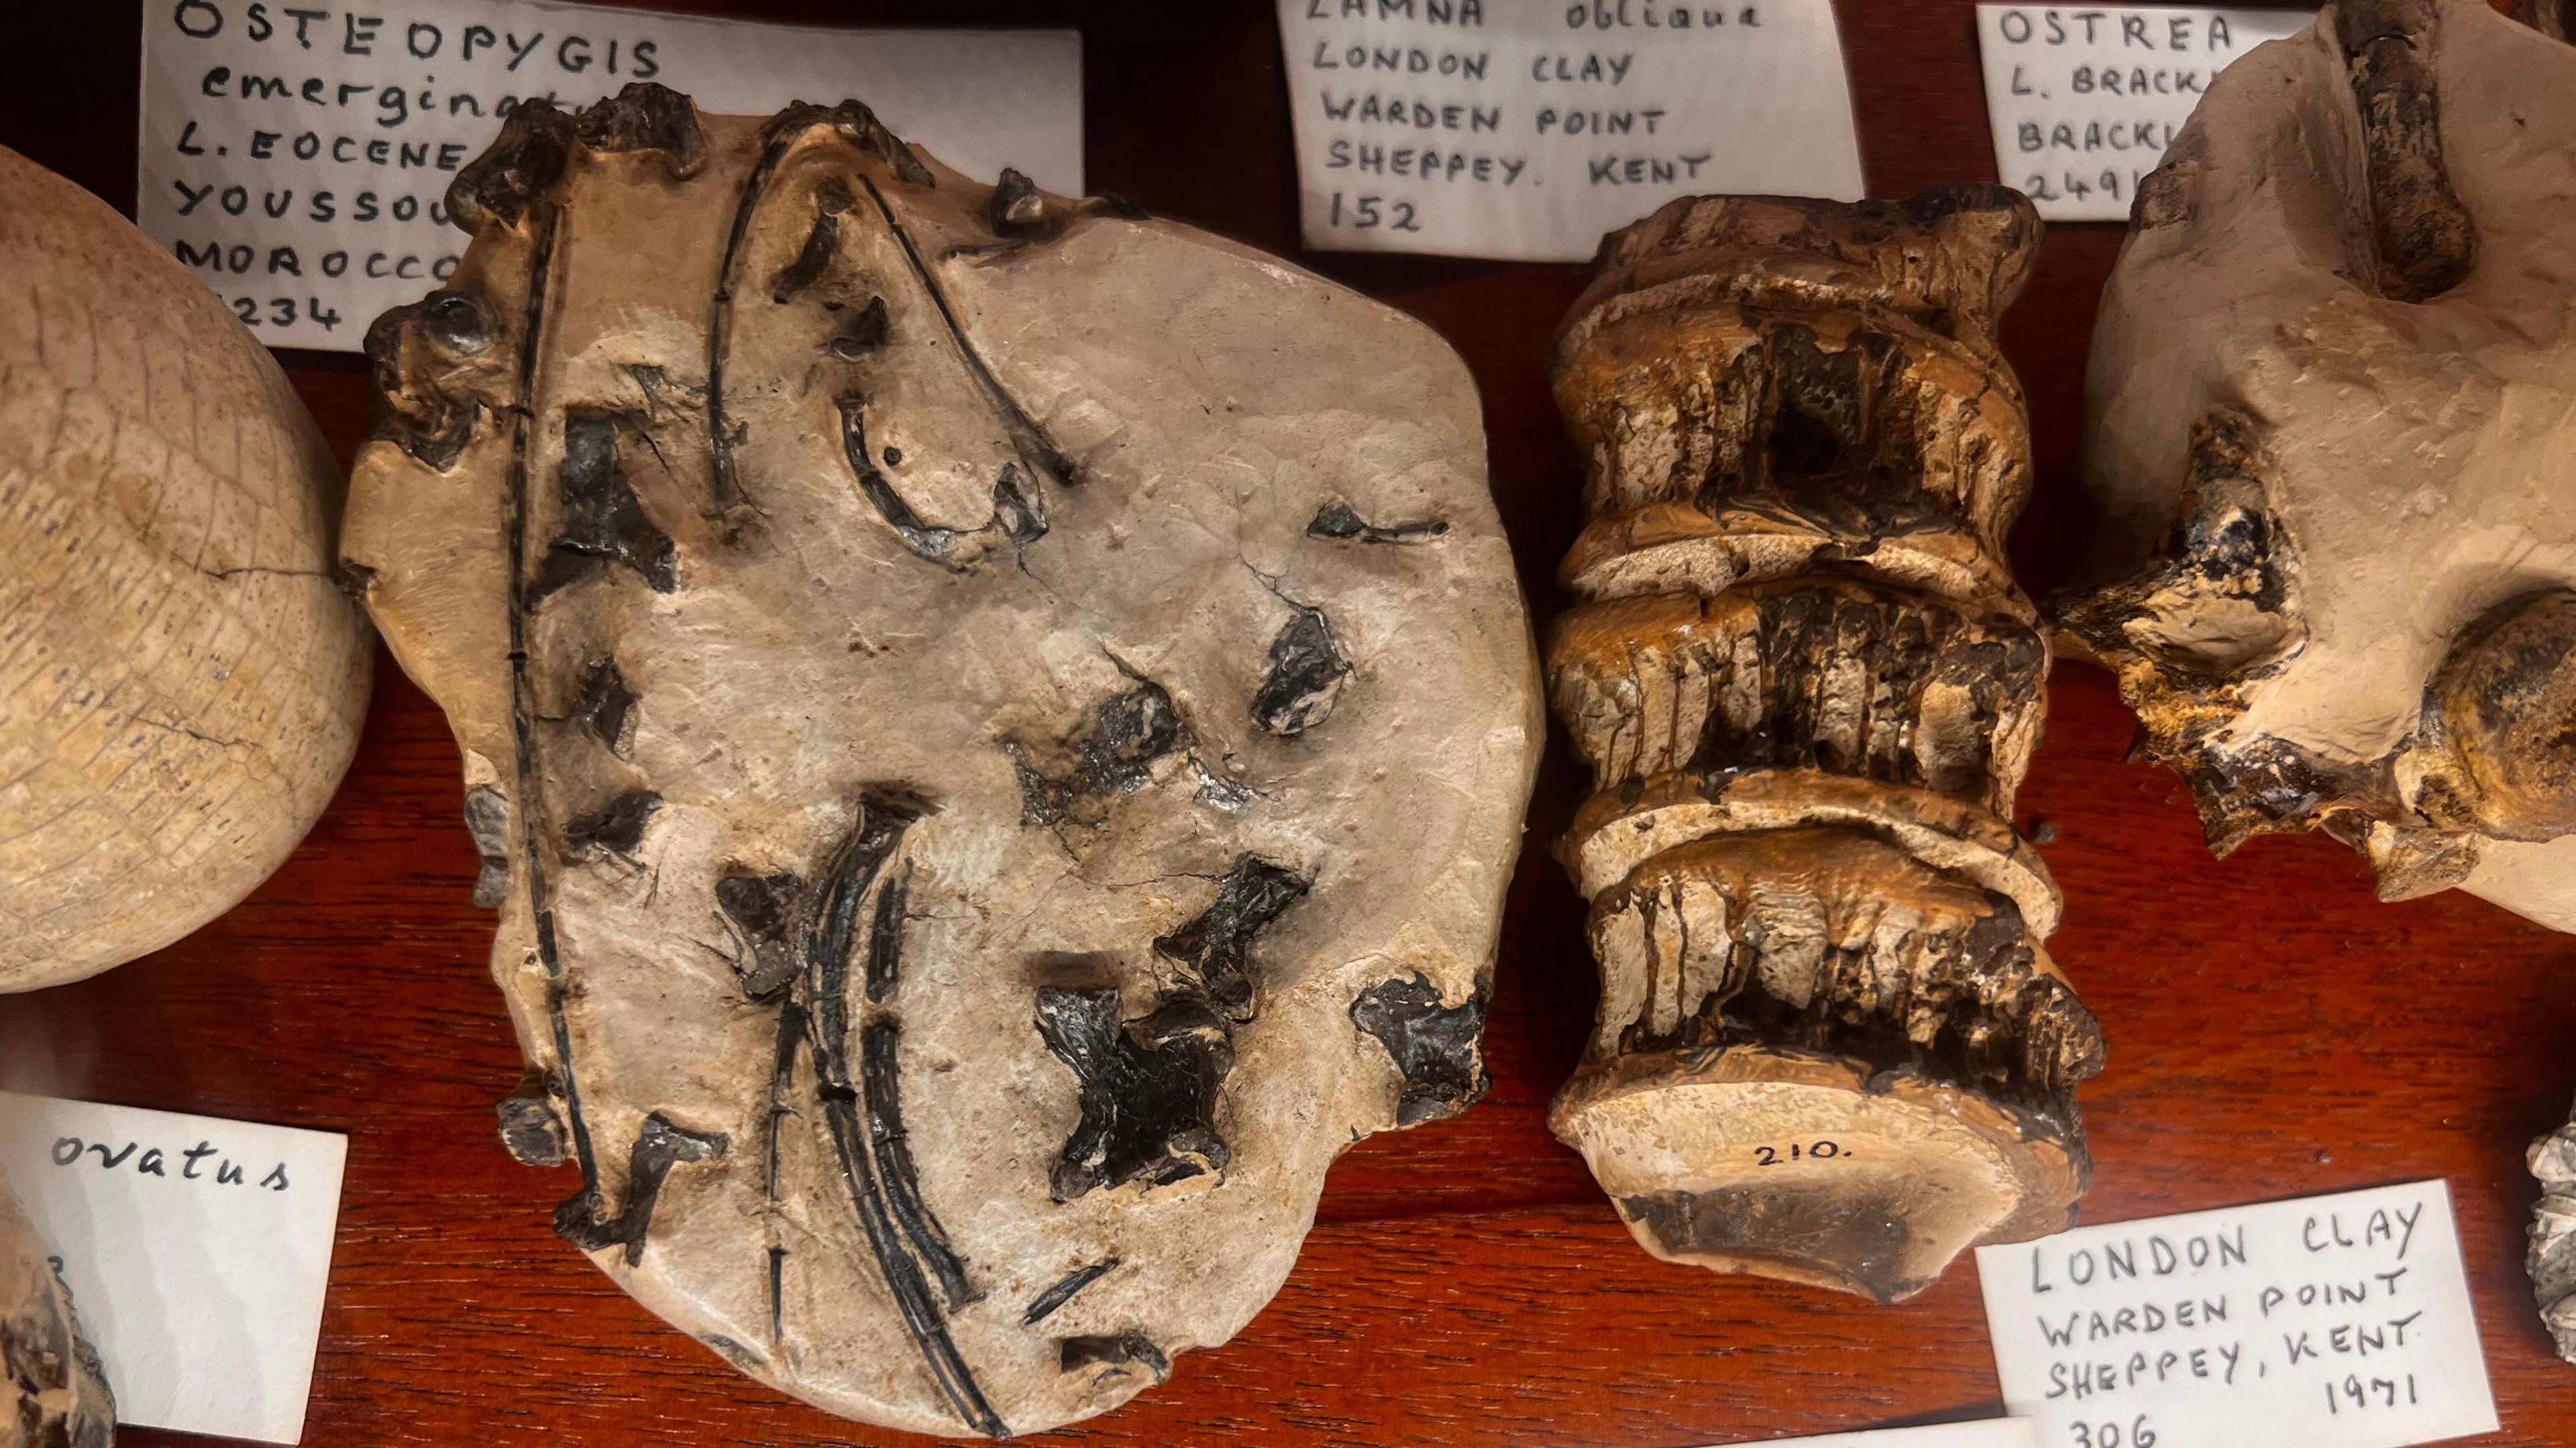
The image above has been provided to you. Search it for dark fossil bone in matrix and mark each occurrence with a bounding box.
[1542,184,2105,1304]
[343,85,1540,1434]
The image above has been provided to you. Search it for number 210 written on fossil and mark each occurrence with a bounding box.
[1753,1139,1847,1166]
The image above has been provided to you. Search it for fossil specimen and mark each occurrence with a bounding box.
[2535,1101,2576,1362]
[344,85,1538,1434]
[1542,185,2104,1303]
[2062,0,2576,931]
[1,1173,112,1448]
[2052,0,2576,1355]
[0,148,371,991]
[2512,0,2571,42]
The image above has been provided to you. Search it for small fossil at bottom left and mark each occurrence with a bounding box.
[2,1174,114,1448]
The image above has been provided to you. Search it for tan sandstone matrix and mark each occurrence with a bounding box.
[1544,186,2104,1303]
[344,85,1540,1433]
[0,148,371,990]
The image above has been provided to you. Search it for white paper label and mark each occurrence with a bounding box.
[1974,5,2312,221]
[1978,1181,2500,1448]
[1278,0,1864,262]
[1719,1421,2043,1447]
[140,0,1083,351]
[0,1093,348,1445]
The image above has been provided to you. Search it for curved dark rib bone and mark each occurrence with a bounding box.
[855,174,1077,489]
[800,802,1006,1437]
[489,159,612,1223]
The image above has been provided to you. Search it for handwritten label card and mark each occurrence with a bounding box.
[1978,1182,2498,1448]
[1975,5,2312,221]
[140,0,1082,351]
[1277,0,1864,262]
[1725,1421,2043,1447]
[0,1093,347,1444]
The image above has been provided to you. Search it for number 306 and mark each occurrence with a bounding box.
[2072,1417,2155,1447]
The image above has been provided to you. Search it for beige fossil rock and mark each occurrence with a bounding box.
[0,147,372,991]
[2062,0,2576,928]
[344,85,1539,1434]
[1542,186,2104,1304]
[2057,0,2576,1360]
[1,1172,112,1448]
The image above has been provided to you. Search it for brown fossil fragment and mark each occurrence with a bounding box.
[1,1174,113,1448]
[2060,0,2576,1358]
[0,148,372,991]
[2511,0,2573,42]
[343,85,1539,1433]
[2535,1101,2576,1363]
[1543,186,2103,1303]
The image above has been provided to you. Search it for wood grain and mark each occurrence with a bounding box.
[5,1,2573,1444]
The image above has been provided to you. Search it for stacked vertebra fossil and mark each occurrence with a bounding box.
[1542,186,2104,1302]
[342,85,1539,1434]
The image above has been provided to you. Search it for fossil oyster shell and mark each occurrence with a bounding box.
[343,85,1540,1434]
[1542,186,2104,1304]
[0,147,371,991]
[2059,0,2576,934]
[2058,0,2576,1361]
[1,1172,112,1448]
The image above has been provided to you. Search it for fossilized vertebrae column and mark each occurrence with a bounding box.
[1544,186,2104,1302]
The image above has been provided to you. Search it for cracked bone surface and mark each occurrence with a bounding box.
[1542,186,2104,1304]
[1,1172,112,1448]
[343,85,1540,1435]
[0,148,371,991]
[2050,0,2576,1356]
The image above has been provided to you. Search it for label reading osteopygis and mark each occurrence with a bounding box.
[140,0,1081,351]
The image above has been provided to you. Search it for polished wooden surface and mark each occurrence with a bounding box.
[5,1,2572,1443]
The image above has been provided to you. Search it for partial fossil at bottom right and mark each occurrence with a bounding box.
[2055,0,2576,1361]
[1542,184,2104,1303]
